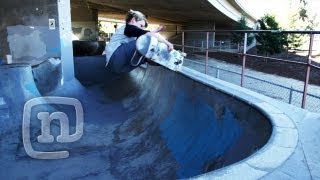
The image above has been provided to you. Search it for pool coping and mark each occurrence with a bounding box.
[181,67,299,179]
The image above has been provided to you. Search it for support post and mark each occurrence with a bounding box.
[58,0,75,82]
[216,66,220,79]
[182,31,185,53]
[205,32,209,74]
[302,34,314,109]
[241,33,247,87]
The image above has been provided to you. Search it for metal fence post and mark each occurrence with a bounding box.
[302,34,314,109]
[193,40,195,52]
[216,66,220,79]
[182,31,185,53]
[205,32,209,74]
[202,41,204,52]
[241,33,247,87]
[212,32,215,48]
[289,86,293,104]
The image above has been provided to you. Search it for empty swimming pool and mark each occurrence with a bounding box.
[0,56,273,179]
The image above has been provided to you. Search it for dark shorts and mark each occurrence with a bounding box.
[107,40,146,73]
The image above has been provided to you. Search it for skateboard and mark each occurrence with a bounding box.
[136,34,186,71]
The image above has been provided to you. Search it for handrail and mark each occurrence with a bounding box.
[185,59,320,99]
[310,64,320,70]
[173,44,314,67]
[165,29,320,34]
[171,29,320,110]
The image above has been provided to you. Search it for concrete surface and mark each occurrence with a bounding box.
[0,57,319,179]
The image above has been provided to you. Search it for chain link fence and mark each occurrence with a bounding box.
[183,57,320,113]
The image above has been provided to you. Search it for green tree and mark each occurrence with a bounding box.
[298,0,308,21]
[287,14,304,50]
[296,0,319,29]
[98,20,106,35]
[255,14,287,56]
[287,0,319,50]
[232,17,253,44]
[232,16,254,52]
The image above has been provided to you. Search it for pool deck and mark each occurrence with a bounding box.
[262,103,320,180]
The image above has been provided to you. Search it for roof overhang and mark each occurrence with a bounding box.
[73,0,256,29]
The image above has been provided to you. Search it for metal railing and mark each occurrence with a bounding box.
[168,29,320,111]
[184,59,320,112]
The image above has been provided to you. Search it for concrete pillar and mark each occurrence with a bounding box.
[213,21,216,48]
[58,0,74,82]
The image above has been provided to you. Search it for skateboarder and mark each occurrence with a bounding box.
[105,9,174,73]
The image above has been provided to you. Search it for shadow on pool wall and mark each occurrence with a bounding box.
[73,55,272,179]
[129,68,271,178]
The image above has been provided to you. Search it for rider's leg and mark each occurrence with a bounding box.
[107,40,146,73]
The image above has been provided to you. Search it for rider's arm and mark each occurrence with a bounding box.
[124,24,149,37]
[151,25,166,33]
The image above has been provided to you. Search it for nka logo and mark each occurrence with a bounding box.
[22,97,84,159]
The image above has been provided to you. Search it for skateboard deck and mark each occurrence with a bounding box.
[136,34,186,71]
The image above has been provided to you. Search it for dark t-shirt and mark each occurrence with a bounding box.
[124,24,149,37]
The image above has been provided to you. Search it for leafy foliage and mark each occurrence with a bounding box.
[298,0,308,21]
[98,21,106,35]
[287,0,319,50]
[255,15,287,55]
[287,13,304,50]
[231,16,253,47]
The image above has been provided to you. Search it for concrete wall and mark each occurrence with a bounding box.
[0,0,60,65]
